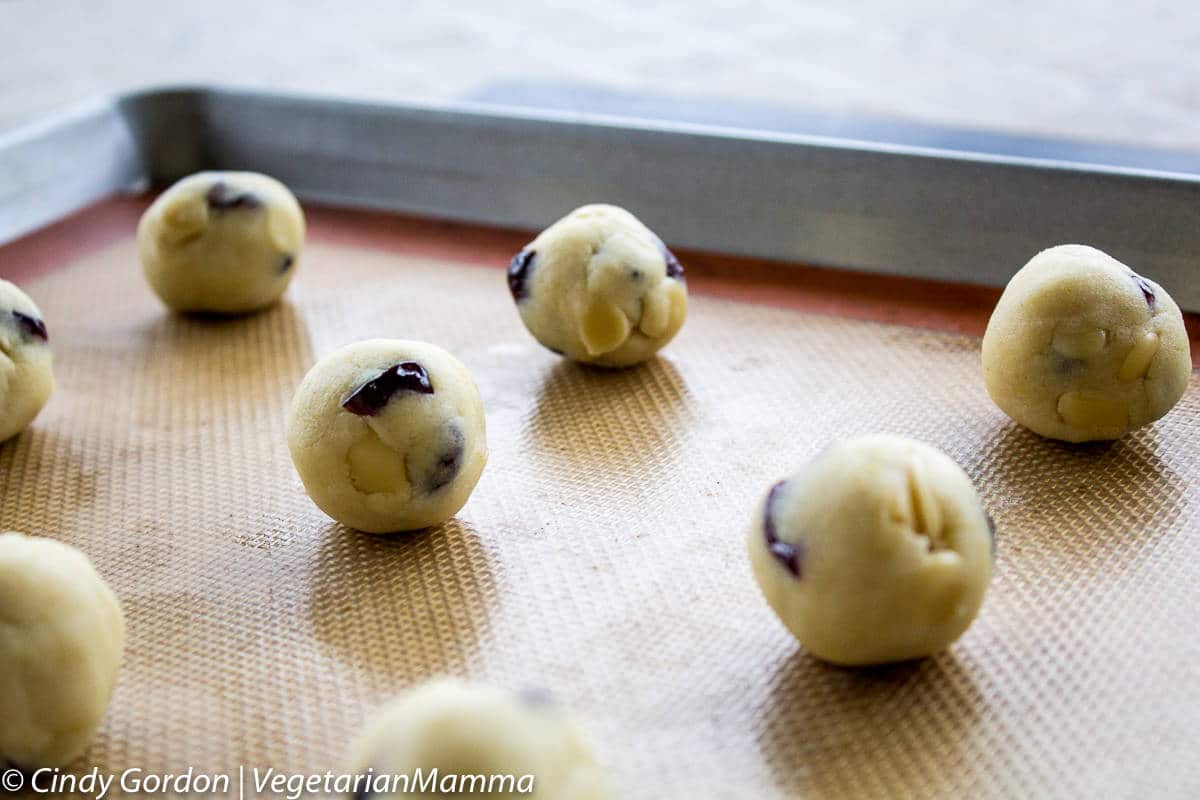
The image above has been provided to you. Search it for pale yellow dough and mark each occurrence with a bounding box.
[747,436,993,666]
[0,532,125,768]
[0,279,53,443]
[507,204,687,367]
[982,244,1191,442]
[137,171,305,313]
[287,340,487,533]
[344,678,613,800]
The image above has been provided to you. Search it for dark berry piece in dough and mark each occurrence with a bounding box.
[206,181,261,211]
[423,423,465,493]
[1130,273,1156,308]
[12,310,48,342]
[663,247,685,280]
[763,480,803,578]
[652,236,685,280]
[278,253,295,273]
[342,362,434,416]
[508,249,535,302]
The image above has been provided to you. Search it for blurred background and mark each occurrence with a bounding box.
[2,0,1199,154]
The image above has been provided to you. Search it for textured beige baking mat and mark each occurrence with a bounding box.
[3,234,1199,799]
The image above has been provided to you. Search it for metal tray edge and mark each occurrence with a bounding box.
[2,84,1198,311]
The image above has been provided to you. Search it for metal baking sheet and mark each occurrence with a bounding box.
[1,89,1198,800]
[1,85,1199,311]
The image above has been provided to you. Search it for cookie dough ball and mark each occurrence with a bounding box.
[507,204,687,367]
[747,436,993,666]
[287,340,487,533]
[0,532,125,768]
[344,678,612,800]
[0,280,54,443]
[137,171,305,313]
[982,244,1192,442]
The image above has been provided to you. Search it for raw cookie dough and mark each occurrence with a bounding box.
[982,244,1191,442]
[507,204,687,367]
[137,171,305,313]
[344,678,612,800]
[0,532,125,768]
[747,436,993,666]
[0,280,53,443]
[287,340,487,533]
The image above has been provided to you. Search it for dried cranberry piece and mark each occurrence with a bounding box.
[763,480,803,578]
[663,247,685,280]
[424,424,465,493]
[12,311,47,342]
[342,362,433,416]
[508,248,535,302]
[206,181,261,211]
[1130,273,1156,308]
[650,234,684,280]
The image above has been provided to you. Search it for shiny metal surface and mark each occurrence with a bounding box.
[1,85,1197,309]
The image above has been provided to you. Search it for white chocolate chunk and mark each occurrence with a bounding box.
[640,288,671,338]
[579,298,631,356]
[906,461,944,548]
[160,195,210,245]
[665,280,688,329]
[1056,390,1128,432]
[1052,326,1107,359]
[1118,330,1160,383]
[347,429,410,495]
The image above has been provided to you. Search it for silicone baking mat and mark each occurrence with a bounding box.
[2,201,1198,799]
